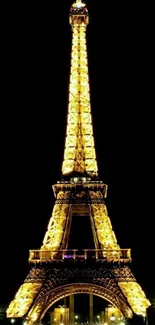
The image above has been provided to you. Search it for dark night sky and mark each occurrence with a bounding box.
[0,0,154,309]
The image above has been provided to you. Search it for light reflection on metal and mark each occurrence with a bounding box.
[62,0,97,177]
[41,181,107,252]
[29,248,131,263]
[41,190,69,251]
[6,283,41,317]
[73,0,85,8]
[90,193,120,251]
[6,0,151,322]
[119,282,151,317]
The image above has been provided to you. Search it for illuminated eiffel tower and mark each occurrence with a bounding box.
[7,1,150,324]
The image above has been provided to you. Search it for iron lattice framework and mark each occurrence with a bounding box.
[7,1,150,324]
[62,0,97,177]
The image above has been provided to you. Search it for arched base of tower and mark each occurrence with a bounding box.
[20,261,133,324]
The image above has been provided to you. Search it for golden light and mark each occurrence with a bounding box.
[62,0,97,177]
[6,0,151,321]
[76,0,83,8]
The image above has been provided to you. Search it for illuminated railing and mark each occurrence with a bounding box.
[29,249,131,263]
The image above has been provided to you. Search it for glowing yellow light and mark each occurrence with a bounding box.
[6,283,41,317]
[6,0,151,322]
[119,282,151,316]
[76,0,82,8]
[73,0,85,8]
[31,312,37,321]
[62,0,97,177]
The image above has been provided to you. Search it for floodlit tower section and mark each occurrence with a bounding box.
[62,0,98,177]
[6,0,151,322]
[41,0,119,255]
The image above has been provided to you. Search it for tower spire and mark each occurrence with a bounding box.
[62,0,98,178]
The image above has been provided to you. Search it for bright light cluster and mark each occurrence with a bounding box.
[90,192,120,252]
[42,191,69,250]
[119,282,151,316]
[6,283,41,318]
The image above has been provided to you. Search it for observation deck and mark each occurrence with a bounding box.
[53,178,108,198]
[29,248,131,263]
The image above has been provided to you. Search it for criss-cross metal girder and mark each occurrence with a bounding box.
[6,1,151,324]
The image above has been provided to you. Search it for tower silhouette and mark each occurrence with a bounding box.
[7,1,150,324]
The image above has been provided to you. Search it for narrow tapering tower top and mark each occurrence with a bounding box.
[62,0,98,178]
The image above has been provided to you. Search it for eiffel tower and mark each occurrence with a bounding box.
[7,1,150,324]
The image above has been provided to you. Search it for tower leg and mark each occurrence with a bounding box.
[69,294,74,325]
[89,293,93,325]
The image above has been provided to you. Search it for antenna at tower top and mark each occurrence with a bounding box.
[73,0,85,8]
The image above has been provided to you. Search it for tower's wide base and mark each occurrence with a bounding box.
[7,259,150,324]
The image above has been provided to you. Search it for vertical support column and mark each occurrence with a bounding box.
[89,293,93,325]
[105,307,108,323]
[69,294,74,325]
[64,297,67,325]
[64,297,67,307]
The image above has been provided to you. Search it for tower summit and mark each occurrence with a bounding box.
[7,1,150,324]
[62,0,98,177]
